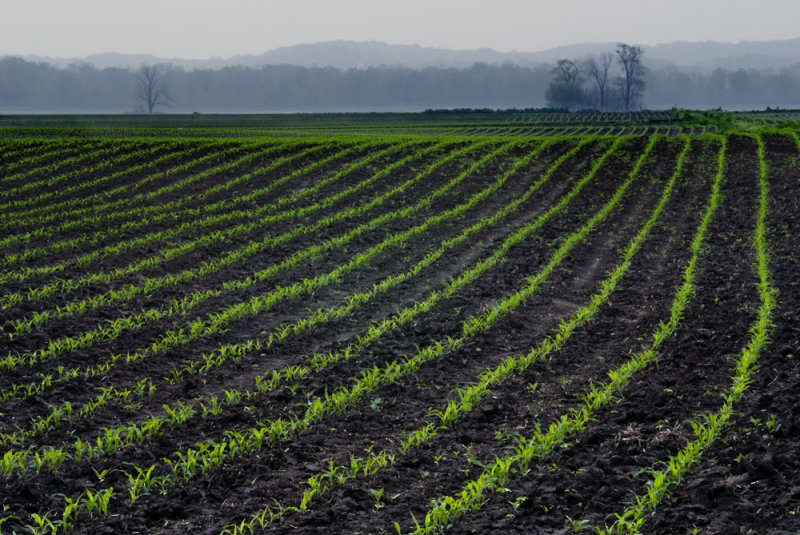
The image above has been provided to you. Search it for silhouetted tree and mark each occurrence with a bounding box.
[4,55,799,112]
[616,43,645,111]
[546,59,589,109]
[135,64,169,113]
[584,52,614,110]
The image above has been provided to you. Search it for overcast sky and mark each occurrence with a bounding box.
[2,0,798,59]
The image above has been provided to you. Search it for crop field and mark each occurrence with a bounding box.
[0,111,722,139]
[0,124,799,534]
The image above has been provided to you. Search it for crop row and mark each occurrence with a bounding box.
[0,132,790,535]
[0,137,576,448]
[0,132,644,533]
[0,141,374,291]
[0,139,504,404]
[222,134,679,533]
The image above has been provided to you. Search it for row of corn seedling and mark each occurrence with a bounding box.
[397,135,711,534]
[0,140,241,264]
[0,144,370,308]
[0,141,371,286]
[0,139,130,193]
[0,141,501,404]
[0,140,252,249]
[0,142,178,217]
[225,136,692,534]
[2,138,577,449]
[0,138,114,185]
[593,133,776,535]
[42,134,645,532]
[0,141,445,350]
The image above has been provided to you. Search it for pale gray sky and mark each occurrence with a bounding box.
[2,0,798,58]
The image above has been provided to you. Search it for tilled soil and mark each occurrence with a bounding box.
[0,133,797,535]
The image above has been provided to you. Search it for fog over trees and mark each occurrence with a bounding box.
[135,65,170,113]
[545,44,646,111]
[1,40,799,112]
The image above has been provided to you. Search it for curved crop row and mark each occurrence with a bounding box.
[0,141,250,250]
[221,135,685,533]
[0,140,124,190]
[0,139,292,237]
[0,140,501,402]
[0,142,177,216]
[1,135,652,532]
[2,138,566,449]
[0,139,655,532]
[0,140,444,339]
[398,135,720,534]
[0,140,376,286]
[593,133,776,535]
[0,143,368,309]
[0,140,60,171]
[0,141,417,353]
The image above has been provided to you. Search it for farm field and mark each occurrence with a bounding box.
[0,111,732,139]
[0,121,799,534]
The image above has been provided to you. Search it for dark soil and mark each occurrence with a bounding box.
[0,133,797,535]
[643,133,800,535]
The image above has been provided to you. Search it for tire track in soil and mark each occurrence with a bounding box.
[108,141,532,432]
[250,139,591,377]
[223,138,611,406]
[285,137,641,393]
[644,132,800,534]
[182,141,571,397]
[427,136,720,535]
[276,140,580,351]
[277,135,705,534]
[175,138,632,442]
[306,136,657,419]
[351,137,704,532]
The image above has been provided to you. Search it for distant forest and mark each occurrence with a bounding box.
[1,56,799,113]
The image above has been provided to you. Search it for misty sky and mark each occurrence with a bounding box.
[2,0,798,59]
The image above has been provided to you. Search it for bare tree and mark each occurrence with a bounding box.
[584,52,614,110]
[616,44,645,111]
[135,64,169,113]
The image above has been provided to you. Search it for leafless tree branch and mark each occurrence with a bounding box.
[135,64,169,113]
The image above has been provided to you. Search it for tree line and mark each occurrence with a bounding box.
[0,54,798,112]
[0,58,551,113]
[545,43,645,111]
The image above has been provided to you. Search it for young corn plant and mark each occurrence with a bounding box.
[595,134,775,534]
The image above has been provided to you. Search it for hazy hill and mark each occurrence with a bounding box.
[18,38,800,71]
